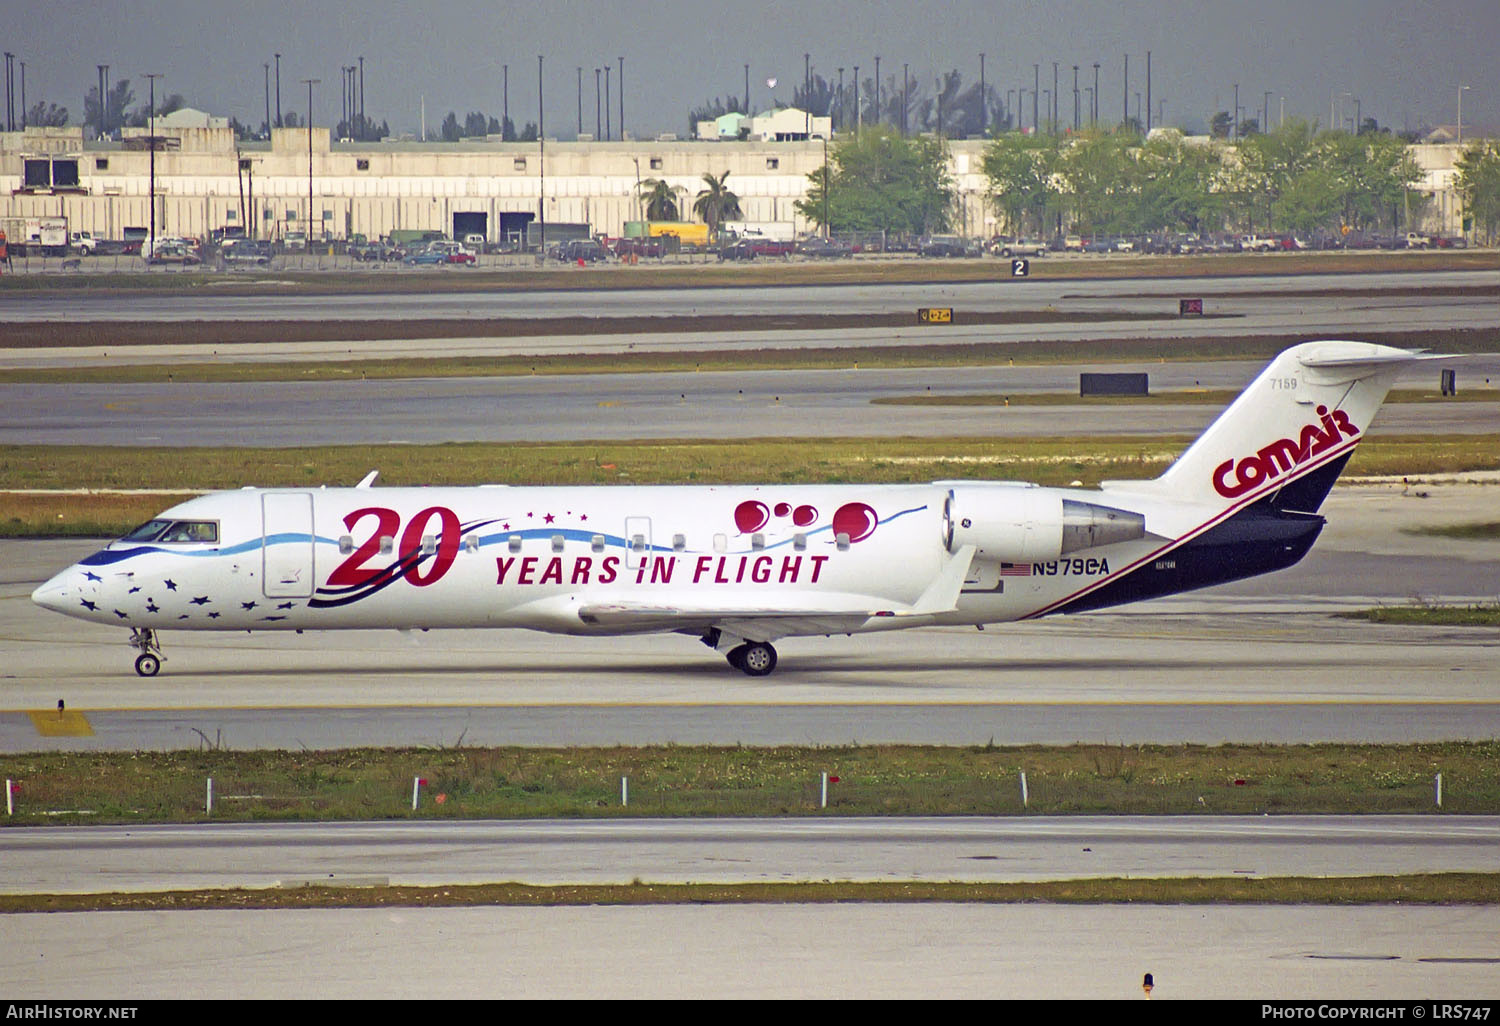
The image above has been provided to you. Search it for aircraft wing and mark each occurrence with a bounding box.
[576,545,976,640]
[576,603,874,639]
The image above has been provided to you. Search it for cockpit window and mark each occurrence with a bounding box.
[121,520,219,544]
[160,521,219,543]
[122,519,173,541]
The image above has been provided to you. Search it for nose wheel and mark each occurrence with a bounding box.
[726,641,777,677]
[129,628,164,677]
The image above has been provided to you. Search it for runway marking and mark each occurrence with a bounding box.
[29,709,94,736]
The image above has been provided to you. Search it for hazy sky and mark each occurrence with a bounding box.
[8,0,1498,138]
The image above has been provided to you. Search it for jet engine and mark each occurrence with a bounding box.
[945,486,1147,562]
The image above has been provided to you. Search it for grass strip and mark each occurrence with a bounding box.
[1402,522,1500,540]
[3,328,1496,386]
[2,248,1497,297]
[1337,605,1500,627]
[2,742,1497,825]
[874,389,1500,407]
[3,874,1498,914]
[3,434,1497,538]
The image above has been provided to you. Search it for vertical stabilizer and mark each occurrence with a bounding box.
[1143,341,1419,511]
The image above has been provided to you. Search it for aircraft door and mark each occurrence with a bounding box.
[263,492,315,598]
[624,516,651,569]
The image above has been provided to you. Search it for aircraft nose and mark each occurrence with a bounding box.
[31,569,76,613]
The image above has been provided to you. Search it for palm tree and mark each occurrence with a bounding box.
[693,171,743,238]
[639,178,682,221]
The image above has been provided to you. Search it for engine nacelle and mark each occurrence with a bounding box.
[945,486,1147,562]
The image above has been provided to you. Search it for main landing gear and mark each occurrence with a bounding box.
[701,628,779,676]
[129,628,163,677]
[726,641,778,676]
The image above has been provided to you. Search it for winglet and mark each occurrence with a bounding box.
[355,471,379,489]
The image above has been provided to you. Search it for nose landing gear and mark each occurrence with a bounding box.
[129,628,163,677]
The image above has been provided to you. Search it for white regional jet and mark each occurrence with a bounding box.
[33,341,1428,677]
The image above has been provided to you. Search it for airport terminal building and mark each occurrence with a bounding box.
[0,111,1476,247]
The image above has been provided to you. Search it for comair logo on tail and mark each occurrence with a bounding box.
[1212,404,1360,499]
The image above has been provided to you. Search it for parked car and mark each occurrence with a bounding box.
[917,234,967,257]
[404,243,447,265]
[283,231,307,252]
[146,242,201,266]
[795,236,853,258]
[613,238,664,258]
[988,235,1047,257]
[718,239,756,261]
[551,238,608,263]
[222,239,274,266]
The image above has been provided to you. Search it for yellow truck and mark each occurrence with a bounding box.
[645,221,709,247]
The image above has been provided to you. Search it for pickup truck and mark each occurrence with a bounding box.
[1402,231,1431,249]
[1236,234,1278,252]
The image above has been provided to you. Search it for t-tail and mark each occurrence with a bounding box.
[1138,341,1424,515]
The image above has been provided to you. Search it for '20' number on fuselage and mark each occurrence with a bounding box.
[327,506,461,588]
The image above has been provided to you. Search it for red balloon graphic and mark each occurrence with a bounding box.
[774,502,792,518]
[831,502,878,542]
[734,500,769,534]
[792,504,818,527]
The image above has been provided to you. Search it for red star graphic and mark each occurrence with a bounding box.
[544,513,555,524]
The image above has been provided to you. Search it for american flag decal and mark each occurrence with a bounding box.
[999,563,1032,577]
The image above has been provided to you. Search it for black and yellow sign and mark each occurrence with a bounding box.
[917,307,953,324]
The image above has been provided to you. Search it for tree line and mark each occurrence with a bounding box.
[981,119,1437,238]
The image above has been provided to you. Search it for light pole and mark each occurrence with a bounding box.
[538,55,545,256]
[274,54,281,128]
[1072,65,1079,132]
[804,53,810,138]
[302,79,318,243]
[821,134,829,237]
[836,67,843,131]
[1052,62,1058,133]
[874,55,881,126]
[852,65,859,132]
[1458,85,1470,145]
[144,73,161,254]
[979,53,985,134]
[902,63,909,135]
[1092,62,1099,125]
[618,57,624,140]
[632,156,641,224]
